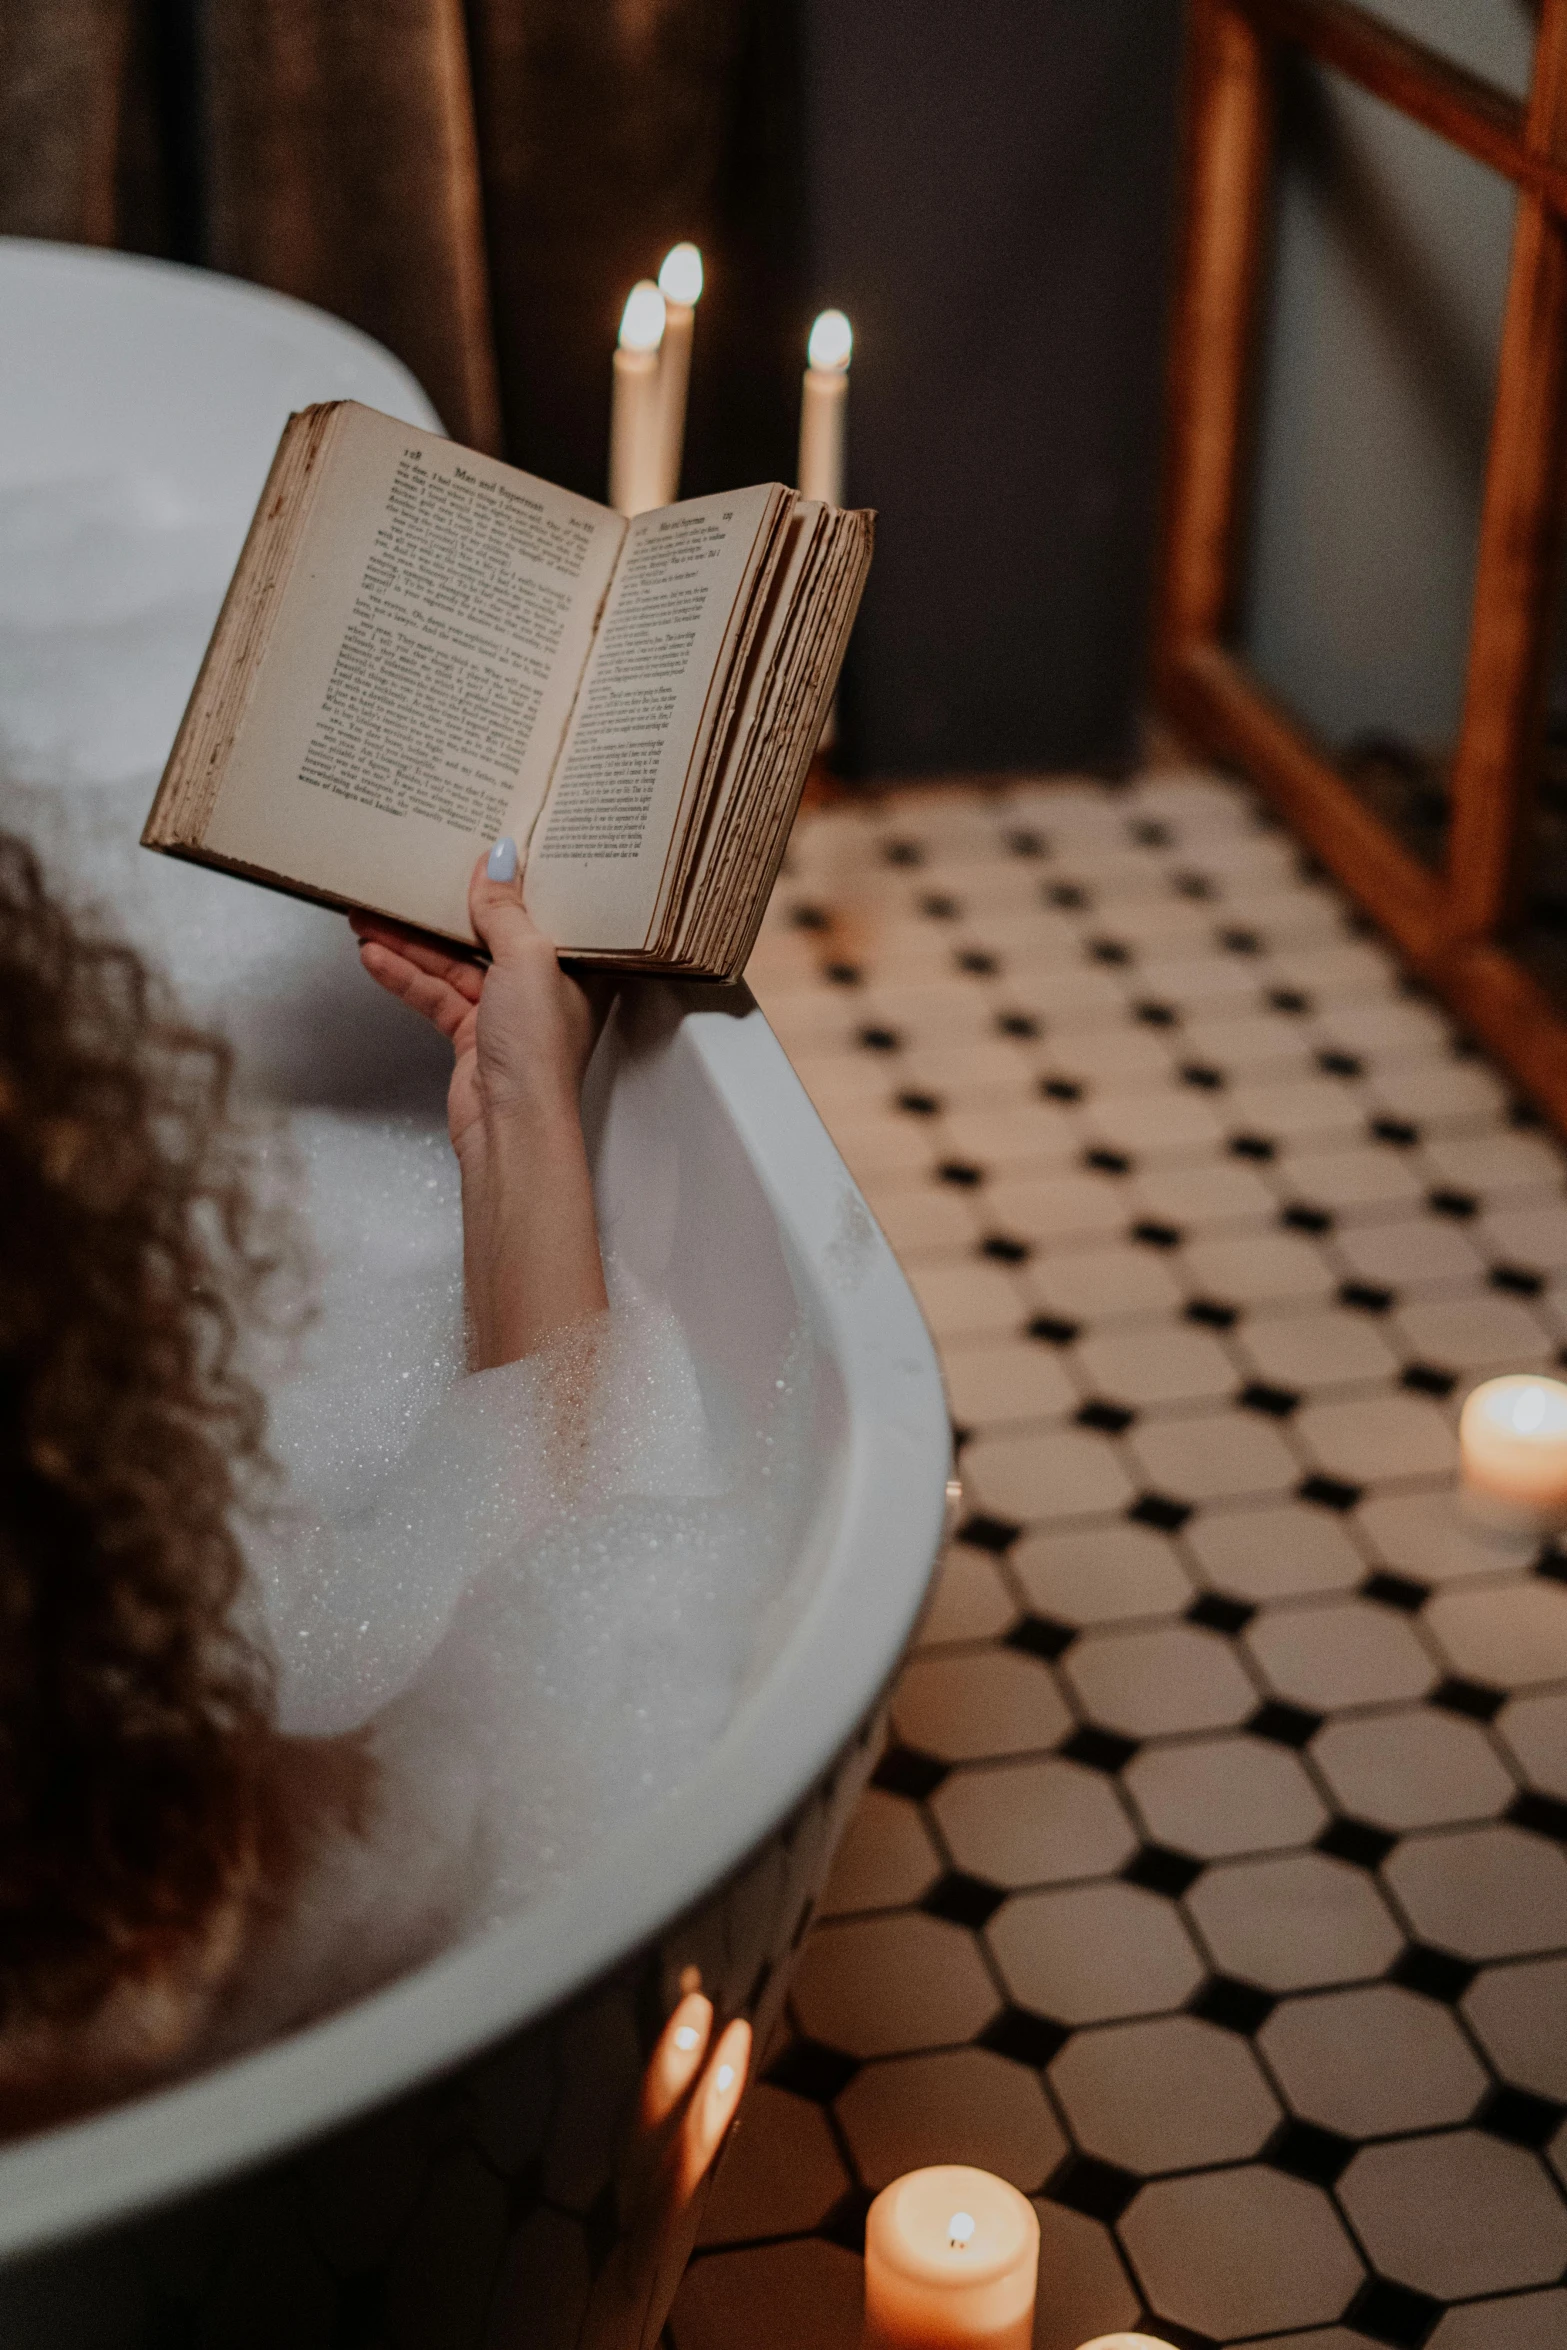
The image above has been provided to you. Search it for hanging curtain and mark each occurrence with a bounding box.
[0,0,805,495]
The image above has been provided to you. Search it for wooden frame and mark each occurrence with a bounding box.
[1155,0,1567,1123]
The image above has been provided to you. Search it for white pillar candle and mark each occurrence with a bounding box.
[653,242,703,507]
[609,279,667,516]
[1459,1373,1567,1534]
[799,307,852,507]
[862,2166,1038,2350]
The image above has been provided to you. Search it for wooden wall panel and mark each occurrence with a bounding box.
[1157,0,1567,1130]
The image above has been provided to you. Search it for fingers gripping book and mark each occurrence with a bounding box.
[143,401,874,979]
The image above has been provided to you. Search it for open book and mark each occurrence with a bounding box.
[143,401,873,979]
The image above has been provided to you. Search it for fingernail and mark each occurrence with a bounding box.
[486,836,518,883]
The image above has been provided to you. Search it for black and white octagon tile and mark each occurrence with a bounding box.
[669,764,1567,2350]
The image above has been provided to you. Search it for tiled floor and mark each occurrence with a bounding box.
[666,762,1567,2350]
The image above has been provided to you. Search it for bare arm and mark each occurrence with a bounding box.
[352,843,610,1370]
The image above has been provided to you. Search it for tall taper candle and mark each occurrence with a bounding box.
[654,242,703,507]
[799,308,852,507]
[609,280,667,516]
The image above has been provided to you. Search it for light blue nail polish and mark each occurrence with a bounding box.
[486,835,518,883]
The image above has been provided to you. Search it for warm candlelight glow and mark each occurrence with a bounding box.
[1481,1376,1567,1438]
[586,1997,745,2342]
[799,309,853,518]
[610,280,668,514]
[640,1989,714,2131]
[1074,2335,1179,2349]
[651,244,703,506]
[659,241,704,307]
[1459,1372,1567,1534]
[808,307,853,372]
[687,2019,750,2197]
[862,2165,1038,2349]
[619,279,667,353]
[799,305,853,766]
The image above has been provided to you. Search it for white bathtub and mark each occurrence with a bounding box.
[0,239,949,2344]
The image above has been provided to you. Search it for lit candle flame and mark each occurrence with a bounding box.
[948,2211,976,2248]
[659,242,704,306]
[1482,1375,1567,1438]
[673,2025,700,2051]
[807,308,853,373]
[714,2063,736,2093]
[619,280,667,353]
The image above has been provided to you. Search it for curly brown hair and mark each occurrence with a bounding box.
[0,829,287,2032]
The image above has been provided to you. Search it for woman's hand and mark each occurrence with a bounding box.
[350,844,606,1159]
[351,843,611,1367]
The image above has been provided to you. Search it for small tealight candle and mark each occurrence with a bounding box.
[609,279,667,517]
[799,307,852,508]
[653,242,703,507]
[1459,1373,1567,1534]
[862,2165,1038,2349]
[1075,2335,1178,2350]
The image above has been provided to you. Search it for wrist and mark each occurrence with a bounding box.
[456,1089,585,1177]
[456,1098,606,1371]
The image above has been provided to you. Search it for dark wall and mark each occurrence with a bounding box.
[476,0,810,502]
[804,0,1183,778]
[1,0,1185,782]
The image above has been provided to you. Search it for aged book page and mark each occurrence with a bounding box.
[664,502,828,939]
[521,484,788,952]
[195,405,625,941]
[682,506,869,971]
[716,512,872,971]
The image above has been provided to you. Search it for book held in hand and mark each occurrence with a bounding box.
[143,401,873,979]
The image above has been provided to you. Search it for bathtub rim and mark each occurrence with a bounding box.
[0,985,951,2264]
[0,233,440,491]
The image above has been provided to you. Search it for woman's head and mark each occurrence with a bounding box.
[0,832,281,2043]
